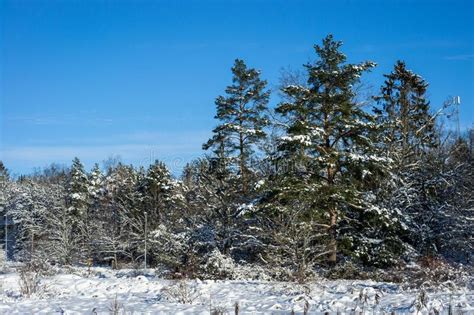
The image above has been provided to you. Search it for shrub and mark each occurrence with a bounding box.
[161,280,202,304]
[18,268,41,297]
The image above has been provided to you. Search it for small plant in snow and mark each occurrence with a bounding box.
[448,295,453,315]
[375,291,381,305]
[353,288,369,314]
[161,280,201,304]
[210,305,227,315]
[203,249,236,279]
[303,299,310,315]
[412,289,428,313]
[202,249,272,280]
[18,267,41,297]
[108,294,124,315]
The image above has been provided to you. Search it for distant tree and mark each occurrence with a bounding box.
[101,163,141,266]
[66,157,90,260]
[0,161,9,254]
[0,161,9,181]
[66,158,89,218]
[85,163,105,260]
[469,127,474,157]
[88,163,104,201]
[143,160,175,223]
[43,184,77,264]
[374,60,437,163]
[180,157,264,267]
[6,180,56,261]
[102,155,122,175]
[31,163,68,184]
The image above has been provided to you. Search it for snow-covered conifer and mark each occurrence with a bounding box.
[204,59,270,194]
[268,34,386,265]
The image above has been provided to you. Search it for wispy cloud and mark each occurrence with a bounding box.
[5,115,115,126]
[354,39,469,54]
[1,143,191,160]
[4,114,200,127]
[443,54,474,61]
[0,129,211,174]
[0,142,203,173]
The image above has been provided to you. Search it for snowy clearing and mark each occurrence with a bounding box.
[0,266,472,314]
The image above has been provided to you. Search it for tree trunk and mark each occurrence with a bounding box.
[328,209,337,264]
[239,130,247,194]
[327,159,337,264]
[30,233,35,261]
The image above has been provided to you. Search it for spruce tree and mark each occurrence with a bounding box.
[271,35,385,264]
[144,160,174,223]
[374,60,436,163]
[66,157,90,260]
[87,163,104,259]
[0,161,9,181]
[203,59,270,195]
[373,62,439,259]
[88,163,104,199]
[67,157,89,218]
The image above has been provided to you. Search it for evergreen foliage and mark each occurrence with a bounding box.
[267,35,389,267]
[204,59,270,195]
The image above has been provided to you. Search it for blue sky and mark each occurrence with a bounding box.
[1,0,473,176]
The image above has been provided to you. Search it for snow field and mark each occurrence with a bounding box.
[0,267,472,314]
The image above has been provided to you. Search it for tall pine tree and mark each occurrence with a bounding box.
[271,35,386,264]
[204,59,270,195]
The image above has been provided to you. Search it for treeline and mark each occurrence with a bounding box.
[0,35,472,280]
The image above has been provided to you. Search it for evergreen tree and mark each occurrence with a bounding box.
[66,157,90,260]
[86,163,105,260]
[67,157,89,218]
[143,160,174,223]
[374,60,436,163]
[0,161,9,181]
[204,59,270,195]
[270,35,386,264]
[373,62,441,260]
[180,157,258,264]
[88,163,104,200]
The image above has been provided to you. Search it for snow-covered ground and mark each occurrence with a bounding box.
[0,266,472,314]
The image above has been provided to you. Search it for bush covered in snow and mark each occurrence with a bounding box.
[201,249,273,281]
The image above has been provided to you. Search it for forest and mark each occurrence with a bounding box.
[1,35,472,283]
